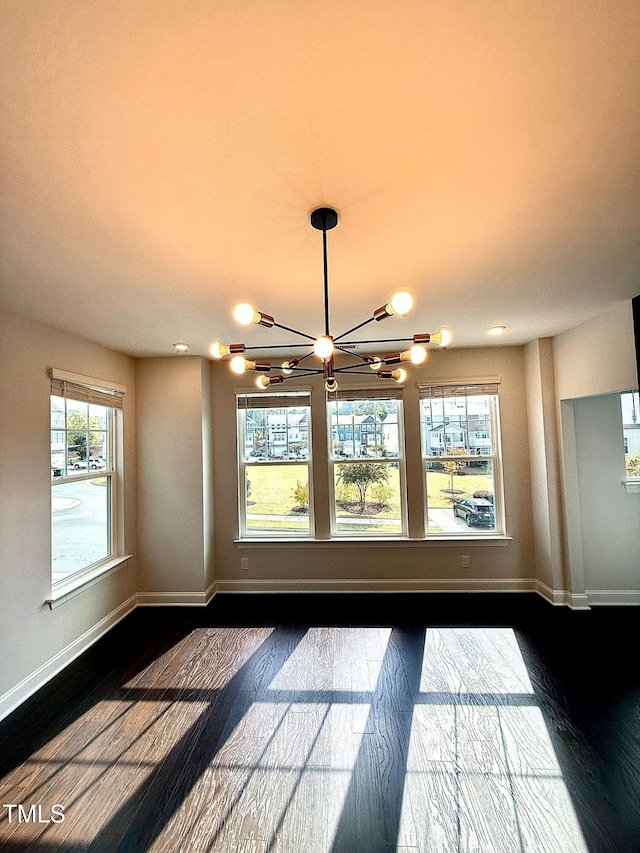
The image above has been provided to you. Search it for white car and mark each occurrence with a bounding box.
[73,458,105,470]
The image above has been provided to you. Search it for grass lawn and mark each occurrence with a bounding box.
[244,463,494,534]
[245,464,311,532]
[426,470,493,508]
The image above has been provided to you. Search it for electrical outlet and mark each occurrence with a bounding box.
[240,557,249,572]
[461,555,470,568]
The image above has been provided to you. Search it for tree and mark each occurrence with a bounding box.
[626,455,640,478]
[337,462,389,513]
[441,447,467,494]
[291,480,309,511]
[67,411,103,460]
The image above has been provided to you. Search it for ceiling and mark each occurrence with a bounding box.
[1,1,639,358]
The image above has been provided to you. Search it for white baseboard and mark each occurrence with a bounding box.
[535,580,590,609]
[0,594,138,724]
[137,584,216,606]
[213,577,537,594]
[535,580,591,609]
[585,589,640,606]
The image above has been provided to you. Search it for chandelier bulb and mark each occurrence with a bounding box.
[210,341,230,359]
[313,335,335,361]
[230,356,254,375]
[324,376,338,392]
[281,359,299,375]
[392,367,408,384]
[255,374,271,390]
[408,344,428,365]
[233,303,259,326]
[430,329,453,348]
[389,290,413,316]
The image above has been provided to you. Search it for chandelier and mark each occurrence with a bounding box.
[210,207,452,391]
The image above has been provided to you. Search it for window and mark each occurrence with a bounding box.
[328,391,406,536]
[420,383,503,535]
[50,371,124,585]
[237,392,312,537]
[621,390,640,480]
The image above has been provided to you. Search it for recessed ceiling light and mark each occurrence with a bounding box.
[488,325,506,336]
[173,341,190,353]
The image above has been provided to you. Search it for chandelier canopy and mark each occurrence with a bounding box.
[210,207,452,391]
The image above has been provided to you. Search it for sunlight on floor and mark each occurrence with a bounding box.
[3,625,592,852]
[268,626,392,691]
[400,628,589,853]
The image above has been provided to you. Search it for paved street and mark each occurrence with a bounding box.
[51,478,110,579]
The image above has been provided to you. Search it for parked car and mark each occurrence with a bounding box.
[453,497,495,527]
[72,458,105,470]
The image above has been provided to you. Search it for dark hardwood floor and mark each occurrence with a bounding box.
[0,593,639,852]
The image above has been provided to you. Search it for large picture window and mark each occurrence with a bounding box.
[328,391,406,536]
[420,383,503,535]
[237,392,313,537]
[50,372,124,585]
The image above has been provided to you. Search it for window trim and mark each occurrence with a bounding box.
[50,370,126,594]
[327,396,408,539]
[236,390,314,539]
[419,382,505,538]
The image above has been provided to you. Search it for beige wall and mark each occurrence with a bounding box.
[552,300,639,606]
[0,308,137,703]
[212,346,536,589]
[553,301,636,401]
[135,356,213,600]
[524,339,564,592]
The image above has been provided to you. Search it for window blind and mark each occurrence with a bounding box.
[237,391,311,409]
[50,377,124,409]
[327,386,403,403]
[419,382,499,399]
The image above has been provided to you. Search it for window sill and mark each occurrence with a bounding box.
[235,537,512,548]
[46,555,132,609]
[623,480,640,493]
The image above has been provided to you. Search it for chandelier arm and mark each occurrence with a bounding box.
[333,369,385,375]
[337,336,416,346]
[284,365,323,372]
[334,345,369,362]
[272,322,317,342]
[333,315,377,342]
[285,370,323,379]
[243,342,316,351]
[333,361,379,372]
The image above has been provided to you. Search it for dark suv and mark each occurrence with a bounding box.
[453,497,495,527]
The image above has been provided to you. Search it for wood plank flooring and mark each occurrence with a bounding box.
[0,594,639,852]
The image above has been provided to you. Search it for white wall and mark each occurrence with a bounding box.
[0,308,137,710]
[574,394,640,599]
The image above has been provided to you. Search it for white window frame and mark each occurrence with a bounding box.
[420,381,505,537]
[49,370,127,601]
[237,391,314,539]
[621,389,640,492]
[327,392,407,538]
